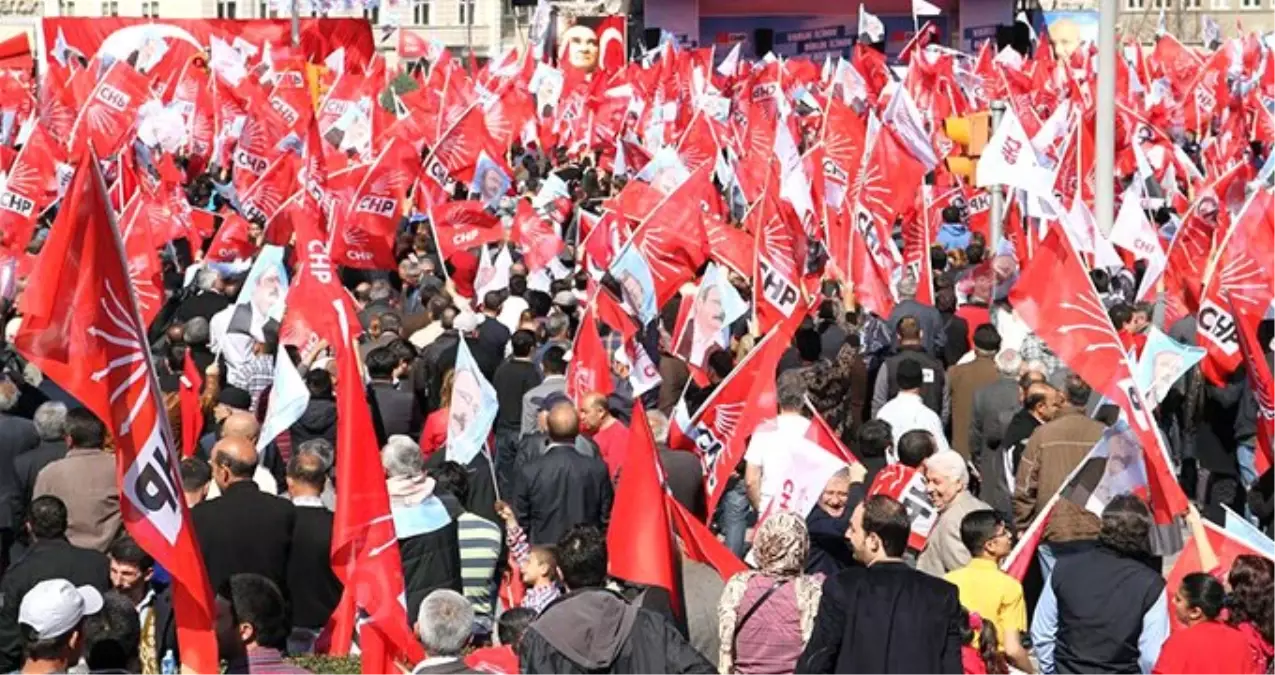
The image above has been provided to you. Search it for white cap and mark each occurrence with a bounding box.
[454,312,481,333]
[18,579,103,640]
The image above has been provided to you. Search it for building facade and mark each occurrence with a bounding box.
[1036,0,1274,44]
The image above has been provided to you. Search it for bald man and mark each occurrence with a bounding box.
[192,437,297,595]
[983,380,1060,522]
[579,393,628,480]
[513,400,614,545]
[205,411,280,498]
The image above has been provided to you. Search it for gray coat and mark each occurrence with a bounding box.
[887,299,947,357]
[520,376,567,436]
[969,376,1020,465]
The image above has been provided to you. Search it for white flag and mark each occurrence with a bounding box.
[257,350,310,451]
[1111,187,1166,263]
[882,85,940,171]
[976,106,1054,195]
[913,0,942,16]
[716,41,742,77]
[1201,15,1221,49]
[324,47,346,75]
[475,245,513,299]
[858,5,886,43]
[446,339,499,465]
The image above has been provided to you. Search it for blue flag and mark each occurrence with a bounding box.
[1135,326,1206,405]
[446,338,499,465]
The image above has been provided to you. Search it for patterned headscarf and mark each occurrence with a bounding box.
[753,512,810,576]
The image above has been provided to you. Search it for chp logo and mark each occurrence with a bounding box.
[269,96,300,127]
[355,195,397,217]
[96,84,131,113]
[234,149,269,176]
[0,190,35,218]
[1197,299,1239,357]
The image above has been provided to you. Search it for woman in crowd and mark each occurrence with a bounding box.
[1226,555,1274,673]
[1153,572,1261,674]
[716,512,821,674]
[420,369,453,456]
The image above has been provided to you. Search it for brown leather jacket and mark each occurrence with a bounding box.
[1012,407,1105,544]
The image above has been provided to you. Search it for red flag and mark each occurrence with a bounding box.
[1002,495,1055,581]
[68,61,151,159]
[867,464,937,552]
[1009,227,1189,527]
[239,152,300,230]
[179,351,203,459]
[117,194,164,329]
[608,400,679,609]
[399,29,429,60]
[205,212,257,262]
[428,200,504,262]
[751,176,808,335]
[629,164,711,306]
[804,402,858,464]
[564,308,613,407]
[702,213,755,280]
[1231,295,1274,476]
[330,345,426,670]
[330,139,416,270]
[849,213,895,318]
[0,122,66,254]
[511,200,564,273]
[690,307,804,515]
[13,154,220,674]
[666,493,747,580]
[1166,519,1274,631]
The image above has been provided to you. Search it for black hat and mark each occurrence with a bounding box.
[217,386,253,411]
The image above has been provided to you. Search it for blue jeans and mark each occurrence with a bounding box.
[1238,442,1259,490]
[715,479,752,558]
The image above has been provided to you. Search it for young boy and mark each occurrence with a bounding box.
[494,500,562,614]
[944,510,1033,674]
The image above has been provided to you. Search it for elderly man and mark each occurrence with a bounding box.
[969,348,1029,470]
[580,392,628,481]
[917,450,992,577]
[206,411,281,497]
[886,275,946,357]
[12,402,68,557]
[412,589,475,674]
[285,453,342,653]
[382,436,462,623]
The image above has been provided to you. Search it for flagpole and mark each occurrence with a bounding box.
[1095,0,1118,236]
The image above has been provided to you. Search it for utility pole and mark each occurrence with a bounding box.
[291,0,300,46]
[989,99,1005,251]
[466,0,474,74]
[1095,0,1118,235]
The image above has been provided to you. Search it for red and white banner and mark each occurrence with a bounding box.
[868,464,937,552]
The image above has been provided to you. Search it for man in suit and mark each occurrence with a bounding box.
[520,346,567,437]
[11,402,68,560]
[0,496,111,672]
[946,324,1001,461]
[192,437,296,598]
[367,346,423,443]
[917,450,993,577]
[968,349,1031,473]
[284,453,342,653]
[0,375,42,570]
[513,401,613,545]
[796,495,964,674]
[33,408,120,553]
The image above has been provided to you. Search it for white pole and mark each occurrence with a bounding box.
[989,100,1005,251]
[1095,0,1118,236]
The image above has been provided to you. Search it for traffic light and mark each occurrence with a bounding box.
[943,112,991,181]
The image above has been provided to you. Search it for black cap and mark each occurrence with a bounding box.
[535,391,572,413]
[217,386,253,411]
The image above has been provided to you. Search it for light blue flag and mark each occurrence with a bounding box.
[257,350,309,451]
[1223,505,1275,558]
[1135,326,1206,405]
[446,339,499,465]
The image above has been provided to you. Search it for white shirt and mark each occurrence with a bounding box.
[743,413,812,509]
[876,391,952,455]
[498,295,530,334]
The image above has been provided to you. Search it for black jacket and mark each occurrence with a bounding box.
[514,445,613,545]
[519,588,714,674]
[174,290,229,324]
[191,481,295,598]
[796,561,963,674]
[424,450,500,524]
[805,500,860,578]
[289,399,337,447]
[474,320,511,380]
[983,408,1042,523]
[506,434,600,500]
[10,440,66,548]
[393,497,463,624]
[369,381,423,444]
[0,414,39,533]
[659,448,706,522]
[288,504,344,630]
[0,538,110,671]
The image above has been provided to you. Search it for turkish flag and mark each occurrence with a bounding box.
[13,154,220,674]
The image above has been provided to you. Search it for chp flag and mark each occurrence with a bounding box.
[13,154,220,673]
[867,464,937,552]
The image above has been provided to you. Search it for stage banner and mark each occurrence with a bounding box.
[40,17,374,77]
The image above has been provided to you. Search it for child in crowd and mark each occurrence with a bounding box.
[494,500,562,614]
[945,510,1033,673]
[959,609,1008,675]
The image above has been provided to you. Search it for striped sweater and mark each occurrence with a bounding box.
[457,512,502,627]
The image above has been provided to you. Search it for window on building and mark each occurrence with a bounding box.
[414,0,430,24]
[458,0,474,25]
[100,0,117,15]
[1210,0,1229,8]
[58,0,75,14]
[1183,0,1199,7]
[1152,0,1168,8]
[141,0,158,16]
[1124,0,1144,8]
[217,0,237,18]
[363,5,379,22]
[259,1,278,17]
[1239,0,1259,7]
